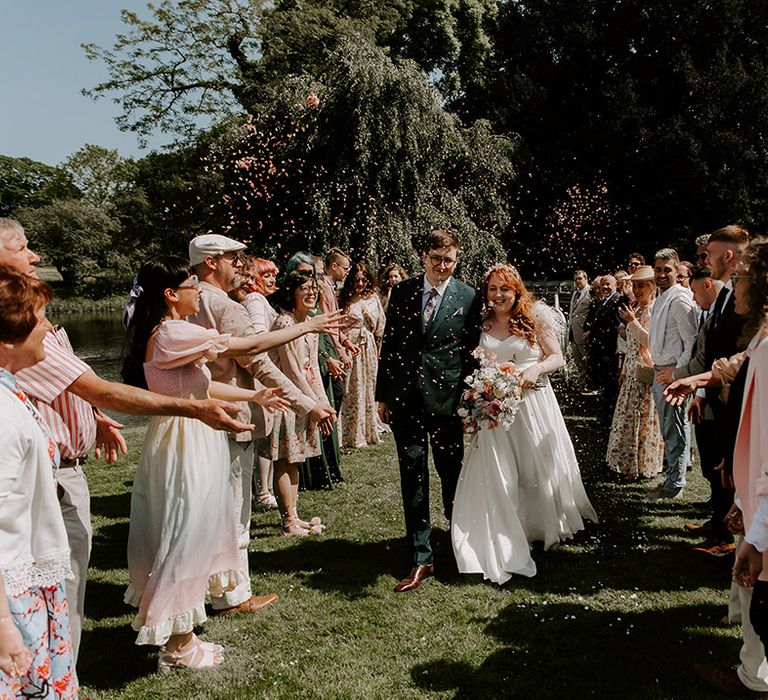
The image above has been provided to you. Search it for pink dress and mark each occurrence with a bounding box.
[124,320,242,645]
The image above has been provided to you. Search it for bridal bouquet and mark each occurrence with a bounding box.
[457,347,524,433]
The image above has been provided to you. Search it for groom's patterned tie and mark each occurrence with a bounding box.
[423,288,439,330]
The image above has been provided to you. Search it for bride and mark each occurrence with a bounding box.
[451,264,597,583]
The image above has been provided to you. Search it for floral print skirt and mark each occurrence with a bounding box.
[0,581,77,699]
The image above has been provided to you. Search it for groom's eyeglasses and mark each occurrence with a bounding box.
[427,254,457,268]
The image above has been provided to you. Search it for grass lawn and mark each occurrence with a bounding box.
[78,389,740,699]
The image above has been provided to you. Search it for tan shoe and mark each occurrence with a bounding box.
[394,564,435,593]
[215,594,278,617]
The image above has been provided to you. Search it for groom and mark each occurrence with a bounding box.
[377,228,481,592]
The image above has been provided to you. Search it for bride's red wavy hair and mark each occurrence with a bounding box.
[481,264,537,346]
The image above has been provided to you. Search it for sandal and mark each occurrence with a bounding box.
[158,636,223,672]
[281,515,310,537]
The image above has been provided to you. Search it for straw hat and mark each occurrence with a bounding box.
[629,265,655,282]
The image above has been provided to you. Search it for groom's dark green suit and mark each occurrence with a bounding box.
[376,274,481,566]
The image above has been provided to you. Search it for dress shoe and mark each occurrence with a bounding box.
[394,564,434,592]
[694,663,768,697]
[690,539,736,555]
[647,485,684,502]
[215,593,278,616]
[685,521,715,536]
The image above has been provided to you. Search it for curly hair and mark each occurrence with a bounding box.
[481,264,537,346]
[739,237,768,346]
[339,262,378,309]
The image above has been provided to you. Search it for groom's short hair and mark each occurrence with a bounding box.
[423,228,460,252]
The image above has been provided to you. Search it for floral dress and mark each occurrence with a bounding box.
[0,371,77,699]
[606,302,665,479]
[340,295,385,449]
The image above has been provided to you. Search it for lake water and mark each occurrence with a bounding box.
[50,310,148,430]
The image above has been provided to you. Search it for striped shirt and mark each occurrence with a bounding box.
[14,326,96,459]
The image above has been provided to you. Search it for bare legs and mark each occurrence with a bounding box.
[274,459,324,536]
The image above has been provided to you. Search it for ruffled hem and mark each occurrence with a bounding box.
[124,568,243,646]
[2,549,73,597]
[131,602,208,646]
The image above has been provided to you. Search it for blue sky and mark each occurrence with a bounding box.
[0,1,169,166]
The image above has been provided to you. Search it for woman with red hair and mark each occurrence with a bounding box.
[241,257,281,511]
[451,264,597,584]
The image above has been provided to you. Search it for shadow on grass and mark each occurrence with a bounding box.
[249,536,409,599]
[411,601,737,699]
[90,521,130,571]
[79,624,156,689]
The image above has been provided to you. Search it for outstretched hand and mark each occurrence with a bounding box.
[254,387,290,413]
[308,310,348,335]
[663,377,697,405]
[93,410,128,463]
[198,399,255,433]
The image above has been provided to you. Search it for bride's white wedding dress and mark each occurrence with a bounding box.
[451,329,597,584]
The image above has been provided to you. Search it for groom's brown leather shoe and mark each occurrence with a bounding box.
[394,564,434,592]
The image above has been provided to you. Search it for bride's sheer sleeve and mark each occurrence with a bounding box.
[531,302,565,374]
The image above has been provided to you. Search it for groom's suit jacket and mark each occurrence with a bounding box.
[376,274,480,416]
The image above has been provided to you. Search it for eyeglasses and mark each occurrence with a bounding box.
[427,254,457,268]
[731,274,749,284]
[218,253,242,266]
[175,275,200,289]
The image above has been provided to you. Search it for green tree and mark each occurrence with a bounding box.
[207,38,515,281]
[19,199,127,296]
[456,0,768,263]
[62,144,137,207]
[0,155,77,217]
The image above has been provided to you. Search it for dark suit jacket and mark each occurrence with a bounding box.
[588,292,622,356]
[704,288,745,409]
[376,275,480,416]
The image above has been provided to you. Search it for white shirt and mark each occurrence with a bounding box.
[0,385,71,596]
[648,284,698,368]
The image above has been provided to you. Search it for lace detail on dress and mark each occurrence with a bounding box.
[3,549,73,597]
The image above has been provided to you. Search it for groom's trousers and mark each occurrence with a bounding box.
[391,412,464,566]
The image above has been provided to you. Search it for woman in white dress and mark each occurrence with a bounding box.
[121,257,327,671]
[452,264,598,584]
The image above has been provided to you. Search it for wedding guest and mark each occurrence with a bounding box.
[627,252,646,272]
[241,256,280,511]
[0,268,77,698]
[0,219,254,670]
[259,271,334,535]
[647,248,697,500]
[121,257,289,670]
[379,263,408,312]
[339,263,386,449]
[585,274,622,421]
[606,265,664,480]
[681,238,768,696]
[689,225,748,551]
[674,265,728,544]
[188,235,337,610]
[568,269,591,388]
[677,261,693,288]
[695,233,711,265]
[286,253,344,488]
